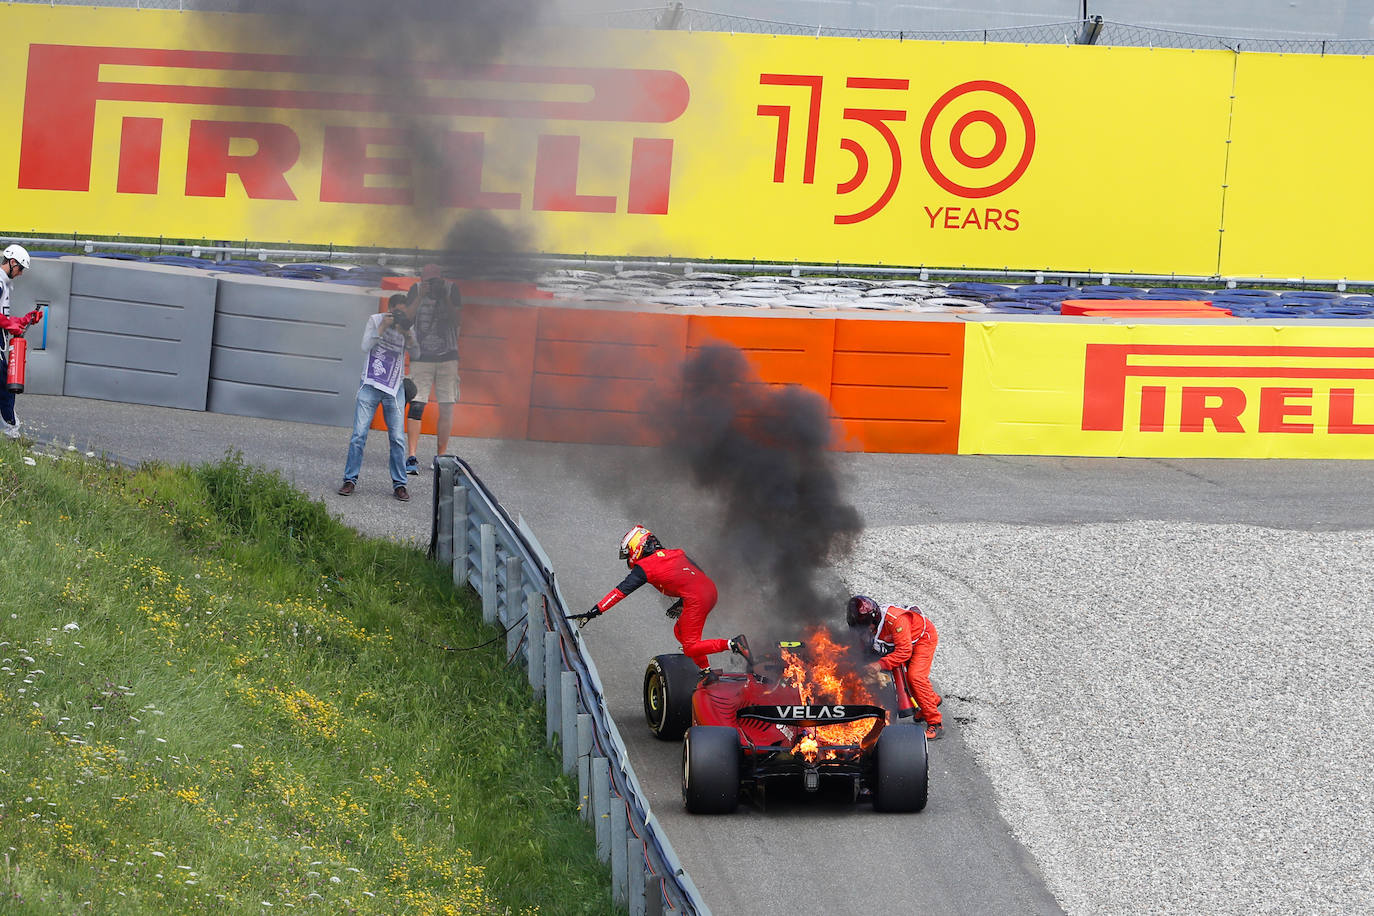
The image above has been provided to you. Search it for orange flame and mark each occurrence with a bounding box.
[781,626,881,759]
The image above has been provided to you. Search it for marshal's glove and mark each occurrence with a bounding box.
[566,607,602,626]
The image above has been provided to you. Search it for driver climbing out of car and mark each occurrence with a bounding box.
[586,525,746,681]
[847,595,944,740]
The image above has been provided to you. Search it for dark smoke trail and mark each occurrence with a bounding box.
[231,0,552,275]
[654,343,864,632]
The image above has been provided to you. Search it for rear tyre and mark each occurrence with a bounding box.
[872,724,929,813]
[682,725,739,814]
[643,653,700,741]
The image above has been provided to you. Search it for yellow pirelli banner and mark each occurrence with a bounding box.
[959,322,1374,459]
[2,6,1236,273]
[6,7,1374,279]
[1219,52,1374,280]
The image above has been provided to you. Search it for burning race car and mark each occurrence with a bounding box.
[642,630,928,814]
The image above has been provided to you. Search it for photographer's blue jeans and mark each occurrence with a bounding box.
[342,382,406,488]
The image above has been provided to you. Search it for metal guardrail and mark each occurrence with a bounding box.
[428,456,709,916]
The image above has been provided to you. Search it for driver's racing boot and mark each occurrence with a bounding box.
[698,667,720,685]
[729,634,750,658]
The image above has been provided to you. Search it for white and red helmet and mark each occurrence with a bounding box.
[619,525,661,566]
[2,245,30,271]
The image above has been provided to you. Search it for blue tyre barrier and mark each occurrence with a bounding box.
[1238,305,1318,318]
[267,269,326,281]
[151,255,213,268]
[208,265,267,275]
[1211,288,1277,299]
[1145,288,1213,300]
[275,263,347,278]
[1314,305,1374,318]
[1084,285,1145,295]
[946,281,1013,296]
[1012,283,1073,297]
[1279,290,1340,301]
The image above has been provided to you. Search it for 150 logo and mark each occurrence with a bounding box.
[757,74,1033,229]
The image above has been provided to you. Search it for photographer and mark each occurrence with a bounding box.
[337,293,418,501]
[403,264,462,474]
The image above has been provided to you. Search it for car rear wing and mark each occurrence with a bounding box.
[738,703,887,726]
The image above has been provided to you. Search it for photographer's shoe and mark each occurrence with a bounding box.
[393,485,410,502]
[337,480,356,496]
[1,421,19,440]
[405,455,419,476]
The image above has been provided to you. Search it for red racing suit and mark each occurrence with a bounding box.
[872,604,941,726]
[594,548,728,669]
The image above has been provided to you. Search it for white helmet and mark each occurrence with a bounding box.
[2,245,30,270]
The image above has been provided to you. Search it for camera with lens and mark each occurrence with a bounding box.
[388,303,413,330]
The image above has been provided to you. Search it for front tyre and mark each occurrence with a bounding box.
[643,653,700,741]
[682,725,740,814]
[872,724,929,813]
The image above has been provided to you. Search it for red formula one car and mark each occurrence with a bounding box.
[642,633,928,814]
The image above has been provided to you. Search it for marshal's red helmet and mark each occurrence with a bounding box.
[846,595,880,628]
[619,525,662,566]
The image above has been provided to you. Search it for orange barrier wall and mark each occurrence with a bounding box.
[363,296,1374,460]
[379,297,964,454]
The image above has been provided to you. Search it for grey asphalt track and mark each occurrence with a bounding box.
[20,394,1374,915]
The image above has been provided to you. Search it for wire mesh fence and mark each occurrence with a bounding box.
[1091,21,1374,53]
[8,0,1374,53]
[600,5,1374,54]
[609,7,1094,43]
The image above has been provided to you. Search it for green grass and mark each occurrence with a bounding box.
[0,446,615,914]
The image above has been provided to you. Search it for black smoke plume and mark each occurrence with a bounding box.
[229,0,550,275]
[653,343,863,631]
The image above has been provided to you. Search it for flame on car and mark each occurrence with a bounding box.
[780,626,882,762]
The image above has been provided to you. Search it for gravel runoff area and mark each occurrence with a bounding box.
[846,521,1374,916]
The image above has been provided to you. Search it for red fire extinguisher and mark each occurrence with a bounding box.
[4,306,44,394]
[888,670,917,719]
[6,335,27,393]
